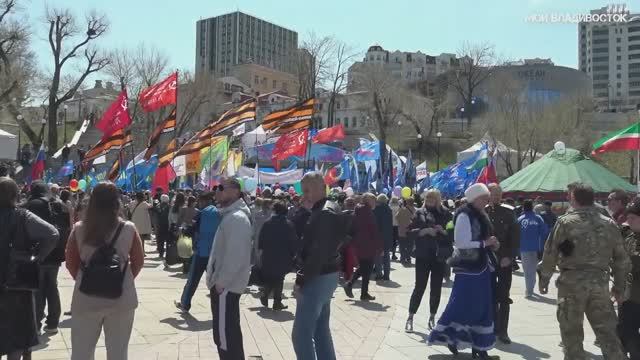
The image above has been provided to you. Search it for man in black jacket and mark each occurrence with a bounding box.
[24,181,67,334]
[485,183,520,345]
[292,172,348,360]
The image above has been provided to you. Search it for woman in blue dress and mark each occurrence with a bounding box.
[428,183,499,359]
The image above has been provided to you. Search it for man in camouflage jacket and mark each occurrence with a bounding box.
[538,183,630,360]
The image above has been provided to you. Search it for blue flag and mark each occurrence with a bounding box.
[57,160,74,179]
[429,149,483,198]
[354,140,380,162]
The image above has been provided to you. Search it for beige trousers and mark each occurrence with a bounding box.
[70,308,135,360]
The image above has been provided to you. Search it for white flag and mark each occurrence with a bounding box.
[93,155,107,165]
[172,155,187,177]
[416,161,428,181]
[232,123,246,137]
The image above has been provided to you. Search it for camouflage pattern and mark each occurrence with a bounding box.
[538,207,631,360]
[624,232,640,304]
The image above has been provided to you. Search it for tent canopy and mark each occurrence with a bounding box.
[0,129,18,160]
[500,147,636,200]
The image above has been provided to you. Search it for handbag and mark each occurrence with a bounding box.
[177,234,193,259]
[446,248,481,268]
[4,209,40,292]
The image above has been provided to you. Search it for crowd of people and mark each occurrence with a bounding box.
[0,164,639,359]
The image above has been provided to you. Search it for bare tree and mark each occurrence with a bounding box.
[447,41,496,131]
[484,73,593,176]
[326,41,358,126]
[107,43,170,136]
[296,32,334,99]
[351,64,407,170]
[44,7,109,153]
[176,70,220,137]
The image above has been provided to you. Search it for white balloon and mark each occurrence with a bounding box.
[345,187,354,197]
[554,141,566,152]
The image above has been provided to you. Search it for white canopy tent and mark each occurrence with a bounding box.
[0,129,18,160]
[457,133,538,178]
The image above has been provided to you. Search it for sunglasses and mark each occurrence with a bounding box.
[213,185,224,192]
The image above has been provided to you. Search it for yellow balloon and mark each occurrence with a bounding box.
[401,187,412,199]
[326,185,330,195]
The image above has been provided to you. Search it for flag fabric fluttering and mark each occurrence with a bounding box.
[30,144,46,181]
[200,136,229,175]
[139,72,178,112]
[271,129,309,170]
[324,156,352,186]
[176,99,256,157]
[56,160,74,179]
[261,98,314,133]
[95,90,132,139]
[430,148,485,198]
[143,107,176,159]
[158,139,177,167]
[467,143,489,171]
[354,140,381,162]
[83,129,133,163]
[107,150,124,182]
[592,122,640,155]
[312,124,345,144]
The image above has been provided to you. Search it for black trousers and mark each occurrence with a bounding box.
[494,266,513,337]
[350,258,374,295]
[392,226,399,257]
[262,274,285,303]
[156,233,168,257]
[211,289,244,360]
[37,265,61,328]
[409,256,444,315]
[618,300,640,360]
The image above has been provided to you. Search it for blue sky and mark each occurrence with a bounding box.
[26,0,628,73]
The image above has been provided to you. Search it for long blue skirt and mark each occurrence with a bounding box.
[428,267,495,351]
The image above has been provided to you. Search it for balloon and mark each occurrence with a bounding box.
[401,187,412,199]
[78,179,87,191]
[237,177,245,191]
[345,187,354,197]
[326,185,330,195]
[293,181,303,195]
[69,179,79,192]
[393,186,402,197]
[244,178,258,192]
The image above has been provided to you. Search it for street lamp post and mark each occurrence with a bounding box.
[436,131,442,171]
[63,104,68,143]
[460,107,465,132]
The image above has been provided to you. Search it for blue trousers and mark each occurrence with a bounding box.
[180,255,209,311]
[292,272,338,360]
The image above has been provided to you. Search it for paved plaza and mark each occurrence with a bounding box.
[33,240,607,360]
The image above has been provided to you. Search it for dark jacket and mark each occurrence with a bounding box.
[259,214,297,279]
[297,199,348,286]
[352,204,383,260]
[24,196,66,265]
[0,208,58,355]
[450,204,493,273]
[157,203,171,237]
[373,203,394,251]
[409,206,452,259]
[625,232,640,304]
[486,203,520,261]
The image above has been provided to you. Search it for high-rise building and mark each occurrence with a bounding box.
[579,5,640,111]
[195,11,298,78]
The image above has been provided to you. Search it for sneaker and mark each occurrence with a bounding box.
[360,293,376,301]
[343,283,354,298]
[63,311,72,316]
[391,255,398,261]
[273,302,288,311]
[174,300,189,313]
[428,314,436,330]
[43,326,58,335]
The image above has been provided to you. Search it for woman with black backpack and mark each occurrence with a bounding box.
[404,189,452,333]
[65,182,144,360]
[0,177,59,360]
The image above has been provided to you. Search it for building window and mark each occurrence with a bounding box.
[336,101,341,109]
[335,118,340,125]
[254,75,259,84]
[617,55,622,61]
[360,117,366,127]
[617,83,622,88]
[352,117,357,128]
[630,54,640,60]
[617,37,622,43]
[617,73,622,79]
[617,64,622,70]
[376,55,381,61]
[272,80,277,89]
[344,118,349,128]
[630,45,640,51]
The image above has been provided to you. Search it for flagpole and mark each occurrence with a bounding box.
[119,77,138,192]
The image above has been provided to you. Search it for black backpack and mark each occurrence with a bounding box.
[79,222,127,299]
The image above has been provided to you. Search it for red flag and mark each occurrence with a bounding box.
[152,164,176,196]
[313,124,345,144]
[139,72,178,112]
[95,90,131,139]
[476,161,498,185]
[271,129,308,169]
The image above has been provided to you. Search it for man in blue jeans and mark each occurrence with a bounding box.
[175,192,220,312]
[292,172,349,360]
